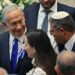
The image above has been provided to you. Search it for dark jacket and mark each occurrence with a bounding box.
[24,3,75,31]
[0,31,33,75]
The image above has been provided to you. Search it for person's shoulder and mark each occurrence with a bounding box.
[24,2,40,10]
[31,2,40,6]
[34,67,46,75]
[27,67,46,75]
[26,68,35,75]
[58,2,75,9]
[0,31,9,39]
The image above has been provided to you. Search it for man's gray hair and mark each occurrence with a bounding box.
[1,4,22,23]
[56,51,75,75]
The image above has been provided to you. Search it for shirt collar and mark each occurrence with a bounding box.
[39,0,57,12]
[10,30,26,44]
[65,33,75,51]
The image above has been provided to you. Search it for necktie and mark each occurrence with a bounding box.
[58,44,64,53]
[42,10,49,33]
[72,43,75,52]
[11,38,18,72]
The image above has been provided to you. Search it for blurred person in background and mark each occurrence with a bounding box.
[55,51,75,75]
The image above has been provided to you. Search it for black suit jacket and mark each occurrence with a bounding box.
[0,32,33,75]
[24,3,75,31]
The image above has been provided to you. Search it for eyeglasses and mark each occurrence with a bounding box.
[49,27,61,35]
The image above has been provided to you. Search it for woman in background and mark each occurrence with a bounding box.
[24,29,57,75]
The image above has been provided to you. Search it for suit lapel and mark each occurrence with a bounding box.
[25,3,40,31]
[72,43,75,52]
[58,3,61,11]
[4,32,12,71]
[57,3,64,11]
[31,3,40,29]
[1,32,12,72]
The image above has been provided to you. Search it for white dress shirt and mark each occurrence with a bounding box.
[26,67,46,75]
[37,0,59,54]
[65,33,75,51]
[9,33,25,61]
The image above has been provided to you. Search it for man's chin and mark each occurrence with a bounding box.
[44,6,50,10]
[14,33,23,38]
[55,40,60,44]
[43,4,52,9]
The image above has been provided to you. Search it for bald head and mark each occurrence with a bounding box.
[1,4,23,23]
[56,51,75,75]
[57,51,75,66]
[0,68,8,75]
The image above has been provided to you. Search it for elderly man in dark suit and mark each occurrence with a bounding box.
[0,4,33,75]
[24,0,75,54]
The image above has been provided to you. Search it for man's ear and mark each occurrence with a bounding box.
[2,22,8,29]
[2,22,6,26]
[60,28,66,35]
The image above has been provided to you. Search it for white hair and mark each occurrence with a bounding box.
[1,3,22,23]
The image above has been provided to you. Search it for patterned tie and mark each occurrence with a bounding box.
[11,38,18,72]
[42,10,50,33]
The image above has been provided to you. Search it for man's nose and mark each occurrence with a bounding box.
[16,24,22,29]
